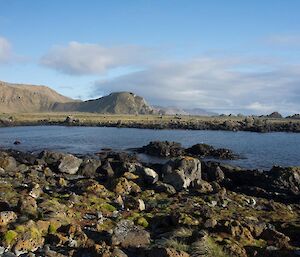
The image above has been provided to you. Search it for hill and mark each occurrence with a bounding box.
[51,92,154,114]
[0,81,73,113]
[155,106,217,116]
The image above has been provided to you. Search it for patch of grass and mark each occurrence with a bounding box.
[162,238,189,252]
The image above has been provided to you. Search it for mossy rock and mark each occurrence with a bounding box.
[136,217,149,228]
[3,230,18,246]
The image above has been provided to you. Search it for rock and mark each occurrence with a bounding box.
[202,162,225,182]
[99,161,114,179]
[193,180,213,194]
[79,158,101,177]
[58,154,82,175]
[111,248,128,257]
[138,199,146,211]
[154,182,177,195]
[12,221,45,256]
[28,184,43,199]
[111,220,150,248]
[186,144,237,159]
[0,211,17,226]
[140,141,184,157]
[13,141,21,145]
[204,218,217,228]
[114,177,141,195]
[139,167,159,184]
[0,153,17,172]
[17,196,38,217]
[123,196,145,211]
[186,144,214,156]
[162,156,201,191]
[64,116,79,124]
[148,247,190,257]
[268,166,300,196]
[260,228,290,248]
[211,148,237,159]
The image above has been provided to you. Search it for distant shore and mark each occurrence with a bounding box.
[1,112,300,132]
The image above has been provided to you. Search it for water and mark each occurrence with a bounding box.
[0,126,299,170]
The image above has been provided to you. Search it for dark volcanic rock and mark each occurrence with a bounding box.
[186,143,237,159]
[186,144,214,156]
[140,141,184,157]
[267,166,300,196]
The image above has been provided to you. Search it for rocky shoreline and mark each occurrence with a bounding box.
[1,115,300,133]
[0,141,299,257]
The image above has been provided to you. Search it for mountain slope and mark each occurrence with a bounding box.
[0,81,73,113]
[155,105,217,116]
[52,92,154,114]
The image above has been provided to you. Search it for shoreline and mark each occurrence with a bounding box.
[1,113,300,132]
[0,142,299,256]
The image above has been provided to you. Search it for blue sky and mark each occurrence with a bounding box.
[0,0,300,114]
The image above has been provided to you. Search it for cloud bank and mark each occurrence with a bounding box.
[40,41,300,115]
[40,42,155,75]
[94,57,300,115]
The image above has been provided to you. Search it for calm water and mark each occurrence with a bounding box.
[0,126,299,170]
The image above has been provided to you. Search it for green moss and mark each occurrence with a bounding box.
[136,217,149,228]
[101,203,116,212]
[4,230,18,245]
[15,225,25,233]
[48,223,57,234]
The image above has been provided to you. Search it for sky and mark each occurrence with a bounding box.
[0,0,300,115]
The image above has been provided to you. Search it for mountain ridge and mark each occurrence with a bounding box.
[0,80,215,115]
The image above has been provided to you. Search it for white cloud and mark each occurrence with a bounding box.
[0,36,12,64]
[94,56,300,115]
[40,42,155,75]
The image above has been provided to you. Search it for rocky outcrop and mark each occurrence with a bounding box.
[139,141,184,157]
[186,143,237,159]
[162,156,201,190]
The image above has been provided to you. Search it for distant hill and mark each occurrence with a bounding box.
[0,81,73,113]
[53,92,154,114]
[0,80,212,115]
[154,106,217,116]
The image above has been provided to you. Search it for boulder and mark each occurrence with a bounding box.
[202,162,225,182]
[0,211,17,226]
[12,220,45,256]
[140,141,184,157]
[139,166,159,184]
[0,153,17,172]
[186,144,237,159]
[186,144,214,156]
[79,158,102,177]
[260,228,290,248]
[154,182,177,195]
[268,166,300,196]
[17,196,38,217]
[39,151,82,175]
[111,220,150,248]
[58,154,82,175]
[162,157,201,191]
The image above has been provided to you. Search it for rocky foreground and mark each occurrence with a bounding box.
[0,141,299,257]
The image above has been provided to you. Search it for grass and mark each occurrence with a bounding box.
[2,112,298,127]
